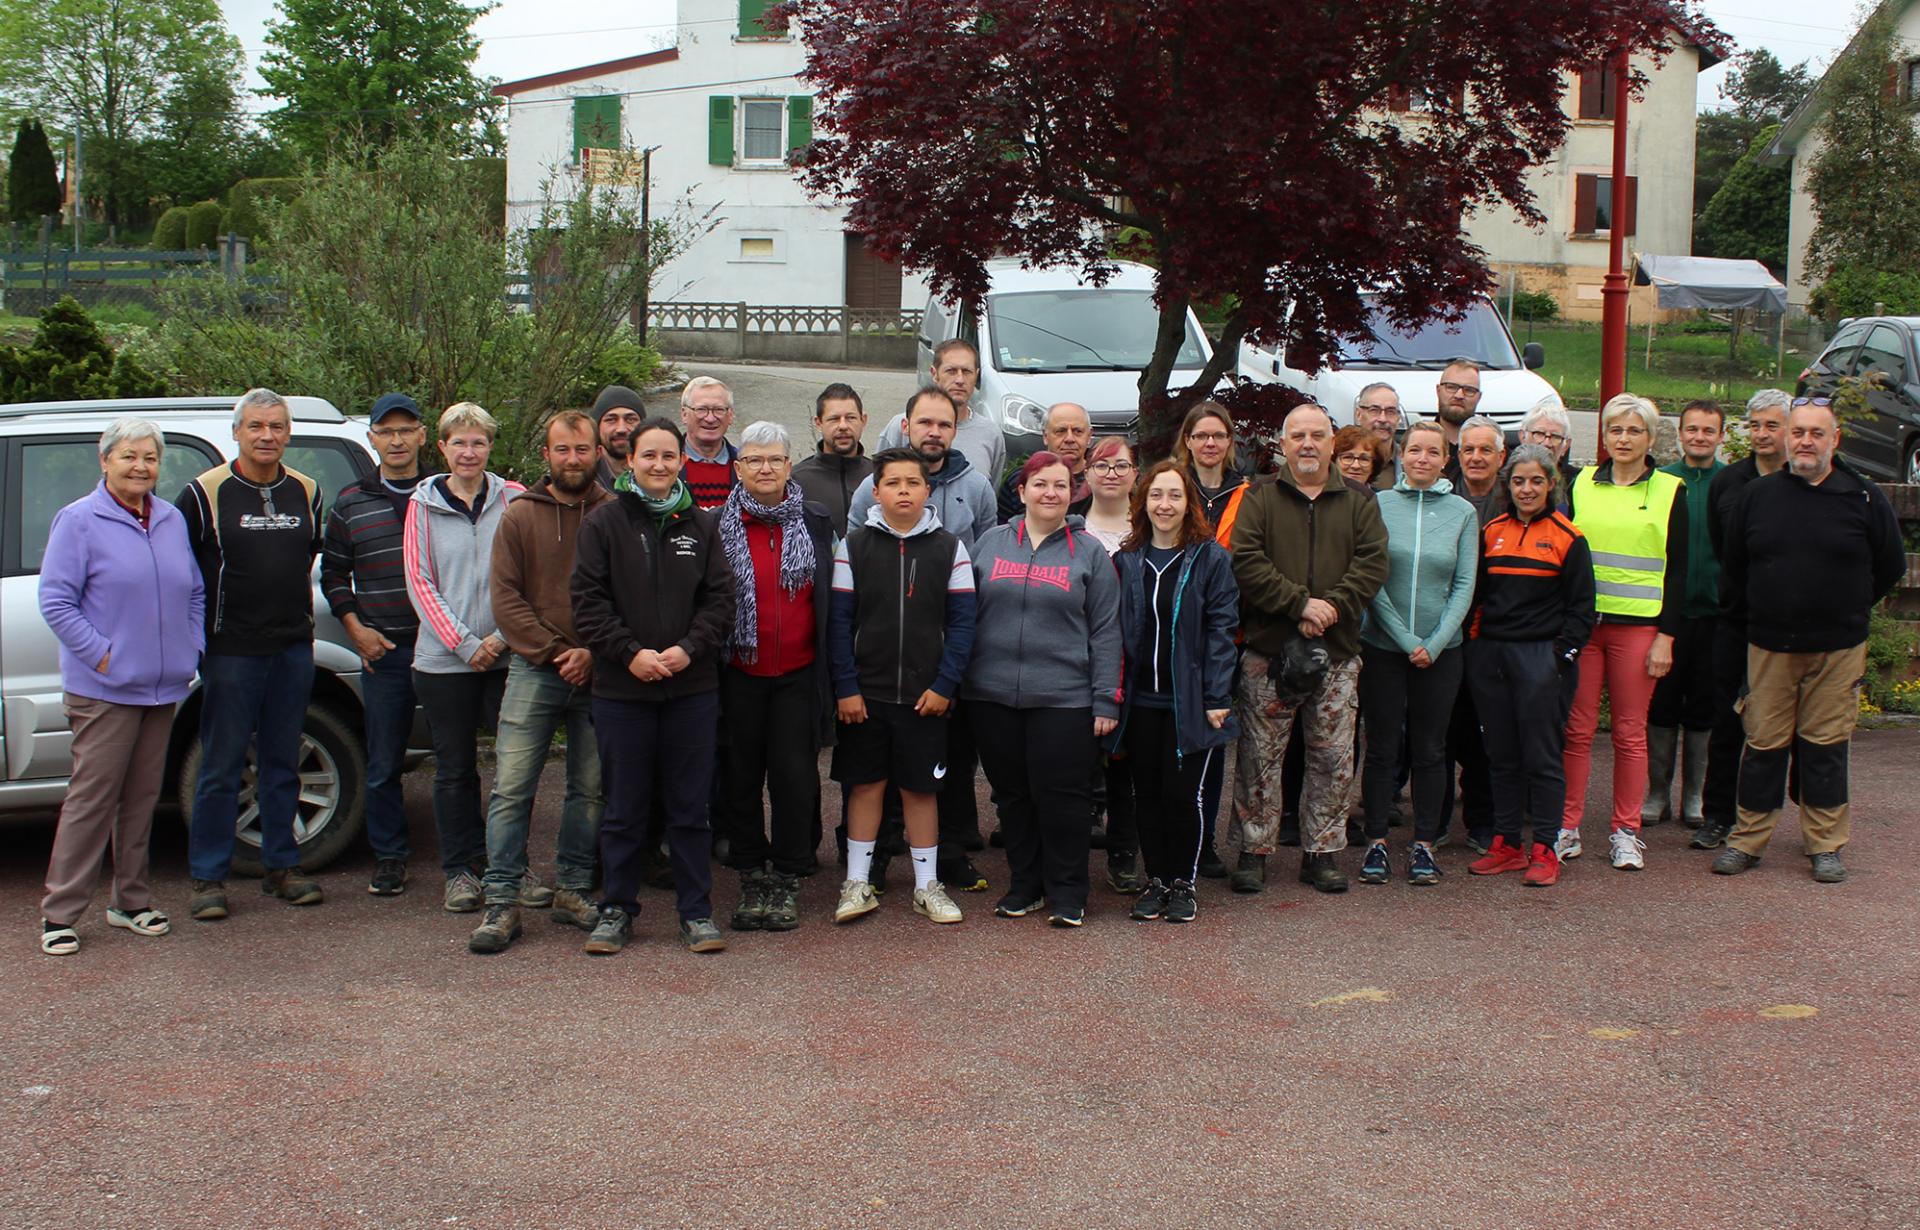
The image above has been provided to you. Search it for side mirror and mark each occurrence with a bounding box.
[1522,342,1545,370]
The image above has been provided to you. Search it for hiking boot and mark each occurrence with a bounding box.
[551,887,598,930]
[834,879,879,924]
[939,855,989,893]
[442,871,483,913]
[762,873,800,931]
[1553,827,1583,861]
[1469,836,1530,876]
[1196,841,1227,879]
[262,868,323,906]
[913,882,964,924]
[730,868,769,932]
[1357,843,1390,885]
[1300,851,1349,894]
[1522,842,1561,888]
[1230,851,1266,894]
[517,874,555,908]
[469,904,522,954]
[1810,851,1847,884]
[1163,879,1197,923]
[583,906,633,954]
[1407,843,1441,886]
[1690,820,1733,850]
[1130,879,1168,921]
[1105,857,1143,895]
[189,879,229,921]
[1712,847,1761,876]
[680,917,727,953]
[367,859,408,896]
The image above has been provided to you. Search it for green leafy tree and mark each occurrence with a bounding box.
[136,63,253,208]
[0,0,243,224]
[7,117,62,223]
[1693,49,1812,232]
[1695,124,1791,269]
[259,0,501,161]
[1805,5,1920,282]
[0,296,167,400]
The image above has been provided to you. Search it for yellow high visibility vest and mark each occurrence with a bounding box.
[1571,465,1681,619]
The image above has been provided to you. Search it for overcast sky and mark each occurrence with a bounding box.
[216,0,1856,113]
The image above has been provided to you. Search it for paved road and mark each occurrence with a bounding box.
[6,730,1916,1229]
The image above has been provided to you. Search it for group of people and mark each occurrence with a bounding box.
[34,340,1904,958]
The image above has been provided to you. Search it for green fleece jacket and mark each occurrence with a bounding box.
[1229,469,1389,663]
[1361,476,1480,658]
[1660,456,1724,618]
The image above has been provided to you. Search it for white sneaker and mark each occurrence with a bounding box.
[912,881,963,924]
[834,879,879,924]
[1609,830,1647,870]
[1554,828,1583,861]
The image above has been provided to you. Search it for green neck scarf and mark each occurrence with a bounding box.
[617,470,694,522]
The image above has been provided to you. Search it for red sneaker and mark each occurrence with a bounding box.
[1468,836,1529,875]
[1522,842,1560,887]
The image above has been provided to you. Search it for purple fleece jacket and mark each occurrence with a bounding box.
[39,482,205,705]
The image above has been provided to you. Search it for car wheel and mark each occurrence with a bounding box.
[178,705,367,876]
[1906,440,1920,485]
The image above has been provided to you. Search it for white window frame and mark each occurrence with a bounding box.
[738,98,788,167]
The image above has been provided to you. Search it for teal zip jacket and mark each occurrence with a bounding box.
[1660,456,1724,618]
[1361,475,1479,658]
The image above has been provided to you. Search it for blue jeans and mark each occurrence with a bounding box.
[189,644,314,881]
[482,656,602,903]
[359,640,416,862]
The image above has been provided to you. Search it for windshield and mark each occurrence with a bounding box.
[1334,296,1522,370]
[986,289,1207,373]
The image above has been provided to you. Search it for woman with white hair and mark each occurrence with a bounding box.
[1558,393,1688,871]
[37,418,205,954]
[1520,396,1580,508]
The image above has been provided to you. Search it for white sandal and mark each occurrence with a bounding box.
[40,922,79,956]
[106,907,170,937]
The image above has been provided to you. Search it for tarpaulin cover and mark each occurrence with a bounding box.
[1632,254,1787,313]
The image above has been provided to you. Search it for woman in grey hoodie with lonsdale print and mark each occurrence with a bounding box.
[966,451,1122,928]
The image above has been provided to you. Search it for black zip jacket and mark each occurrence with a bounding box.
[1470,509,1597,664]
[791,447,873,537]
[570,494,735,701]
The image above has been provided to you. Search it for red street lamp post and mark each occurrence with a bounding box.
[1596,47,1632,463]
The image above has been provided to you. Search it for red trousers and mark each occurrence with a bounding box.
[1562,622,1658,833]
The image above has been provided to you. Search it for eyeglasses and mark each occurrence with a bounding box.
[1791,397,1833,407]
[736,456,789,470]
[370,426,421,440]
[1526,430,1568,446]
[1605,425,1649,438]
[1437,382,1482,397]
[1187,431,1230,444]
[1089,460,1135,476]
[1357,404,1399,415]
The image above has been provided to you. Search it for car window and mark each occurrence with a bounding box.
[15,434,218,573]
[985,289,1205,372]
[1334,295,1522,371]
[1860,325,1910,386]
[922,297,946,342]
[284,438,370,517]
[1819,321,1870,376]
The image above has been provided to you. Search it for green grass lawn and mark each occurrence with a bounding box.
[1513,320,1803,411]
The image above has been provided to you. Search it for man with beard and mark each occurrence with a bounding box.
[879,339,1007,484]
[467,411,615,954]
[1435,359,1483,449]
[793,383,872,535]
[997,402,1094,521]
[1354,382,1403,490]
[594,385,644,492]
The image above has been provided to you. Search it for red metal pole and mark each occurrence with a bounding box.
[1596,48,1631,463]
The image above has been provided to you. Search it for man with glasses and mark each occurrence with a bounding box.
[1353,383,1403,490]
[998,402,1095,520]
[593,385,645,492]
[322,392,428,897]
[1435,359,1483,448]
[880,338,1007,484]
[681,376,740,509]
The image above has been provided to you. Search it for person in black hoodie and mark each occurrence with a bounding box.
[1712,399,1903,885]
[571,417,736,956]
[792,383,872,536]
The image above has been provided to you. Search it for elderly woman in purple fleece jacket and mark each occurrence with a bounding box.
[36,418,205,956]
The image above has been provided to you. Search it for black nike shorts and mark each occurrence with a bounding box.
[831,698,949,794]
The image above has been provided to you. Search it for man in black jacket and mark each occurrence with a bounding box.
[1713,399,1904,884]
[792,383,872,536]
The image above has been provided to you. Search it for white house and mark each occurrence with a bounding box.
[1768,0,1920,314]
[494,0,928,314]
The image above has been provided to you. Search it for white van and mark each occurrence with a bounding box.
[916,260,1216,458]
[1237,292,1554,430]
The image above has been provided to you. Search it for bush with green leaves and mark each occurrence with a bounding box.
[223,177,304,242]
[1510,289,1559,322]
[0,297,169,402]
[152,206,192,251]
[1809,266,1920,322]
[184,199,225,249]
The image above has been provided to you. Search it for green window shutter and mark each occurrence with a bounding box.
[573,95,621,155]
[786,95,813,154]
[708,96,736,166]
[739,0,770,37]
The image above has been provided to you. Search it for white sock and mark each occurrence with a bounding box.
[847,839,876,885]
[910,845,937,891]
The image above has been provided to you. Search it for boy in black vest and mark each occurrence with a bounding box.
[829,449,977,925]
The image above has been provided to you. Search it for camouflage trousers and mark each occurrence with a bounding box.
[1230,650,1361,856]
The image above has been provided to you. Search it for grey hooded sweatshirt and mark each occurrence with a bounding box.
[963,514,1123,718]
[404,472,525,674]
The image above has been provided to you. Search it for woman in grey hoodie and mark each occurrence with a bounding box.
[404,402,525,911]
[966,451,1122,927]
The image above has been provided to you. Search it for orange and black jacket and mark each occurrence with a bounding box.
[1470,509,1596,664]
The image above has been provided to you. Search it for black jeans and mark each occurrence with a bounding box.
[1438,666,1493,845]
[1466,639,1574,849]
[936,699,982,857]
[1649,615,1719,730]
[1123,705,1215,883]
[1360,644,1463,844]
[719,666,820,877]
[972,702,1095,912]
[1097,751,1138,861]
[595,691,719,921]
[1701,621,1748,827]
[412,668,506,876]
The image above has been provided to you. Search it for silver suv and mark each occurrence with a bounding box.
[0,395,425,872]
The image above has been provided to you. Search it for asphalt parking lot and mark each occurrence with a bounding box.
[5,727,1916,1230]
